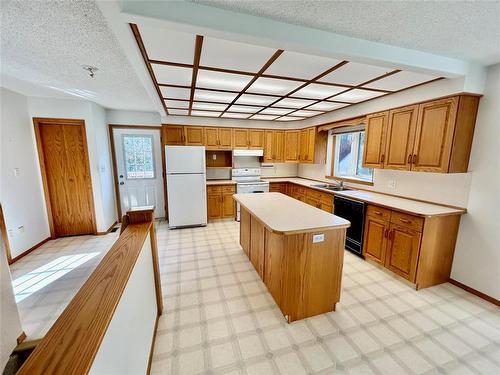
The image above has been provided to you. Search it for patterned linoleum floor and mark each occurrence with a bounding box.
[10,231,119,339]
[151,220,500,375]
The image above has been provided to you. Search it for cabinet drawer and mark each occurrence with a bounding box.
[292,185,306,195]
[306,188,322,200]
[221,185,236,193]
[366,205,391,221]
[391,211,424,232]
[207,185,222,194]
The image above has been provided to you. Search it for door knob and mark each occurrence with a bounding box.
[119,174,124,178]
[119,182,124,185]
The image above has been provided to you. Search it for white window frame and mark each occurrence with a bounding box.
[122,134,156,180]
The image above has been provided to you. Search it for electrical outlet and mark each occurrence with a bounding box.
[7,229,14,237]
[388,179,397,189]
[312,233,325,243]
[212,154,217,160]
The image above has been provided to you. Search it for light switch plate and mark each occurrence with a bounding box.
[312,233,325,243]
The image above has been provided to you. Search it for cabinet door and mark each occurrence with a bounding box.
[184,126,204,145]
[306,197,318,208]
[306,128,316,163]
[284,131,299,162]
[233,129,249,149]
[274,131,285,162]
[363,112,388,168]
[204,127,219,149]
[218,128,233,149]
[249,130,265,149]
[299,129,309,162]
[264,130,274,162]
[240,208,251,257]
[250,216,265,278]
[385,224,421,282]
[412,97,458,173]
[320,203,333,213]
[162,125,184,145]
[384,106,418,171]
[363,216,389,265]
[207,194,221,220]
[222,193,235,218]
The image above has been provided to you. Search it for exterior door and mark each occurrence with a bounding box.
[363,111,388,168]
[113,128,165,219]
[384,106,418,170]
[35,119,96,237]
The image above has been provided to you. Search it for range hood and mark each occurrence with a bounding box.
[233,149,264,157]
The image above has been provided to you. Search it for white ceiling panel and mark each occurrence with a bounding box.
[331,89,387,103]
[159,86,191,100]
[251,114,279,120]
[276,116,304,121]
[292,83,345,99]
[264,51,341,79]
[260,107,294,116]
[222,112,251,119]
[320,62,393,86]
[226,105,263,113]
[191,110,221,117]
[292,110,322,117]
[307,101,349,111]
[201,36,277,72]
[152,64,193,86]
[194,89,238,103]
[275,97,316,108]
[169,109,189,115]
[139,26,195,64]
[192,102,228,111]
[363,71,438,91]
[247,77,303,95]
[235,93,279,106]
[196,70,253,91]
[165,99,189,109]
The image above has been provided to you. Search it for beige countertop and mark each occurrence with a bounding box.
[206,179,236,185]
[233,192,350,234]
[262,177,465,217]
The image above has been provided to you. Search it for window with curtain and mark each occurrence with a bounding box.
[329,126,373,182]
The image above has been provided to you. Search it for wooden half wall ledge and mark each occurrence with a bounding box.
[17,206,163,375]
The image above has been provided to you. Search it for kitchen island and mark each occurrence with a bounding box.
[233,192,350,322]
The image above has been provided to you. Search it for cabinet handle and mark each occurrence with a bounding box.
[373,210,382,215]
[407,154,412,164]
[399,218,411,224]
[380,154,385,163]
[412,154,418,164]
[388,230,394,240]
[384,228,389,238]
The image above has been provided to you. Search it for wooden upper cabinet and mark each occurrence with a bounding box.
[204,127,219,148]
[184,126,204,145]
[306,128,316,163]
[274,131,285,162]
[411,97,458,173]
[218,128,233,149]
[284,130,299,162]
[264,130,285,162]
[233,129,249,149]
[363,112,388,168]
[249,129,265,149]
[298,127,327,164]
[299,129,309,162]
[264,130,274,162]
[383,106,418,170]
[162,125,184,145]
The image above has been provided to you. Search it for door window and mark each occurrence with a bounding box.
[122,135,155,179]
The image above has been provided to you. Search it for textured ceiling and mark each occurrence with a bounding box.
[0,0,155,111]
[190,0,500,66]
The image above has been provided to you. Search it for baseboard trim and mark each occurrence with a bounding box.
[448,278,500,307]
[9,237,51,265]
[17,331,27,345]
[147,314,161,375]
[96,221,118,235]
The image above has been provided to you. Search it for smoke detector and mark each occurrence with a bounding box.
[82,65,99,78]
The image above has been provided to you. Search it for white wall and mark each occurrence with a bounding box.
[106,109,161,126]
[0,88,50,258]
[451,63,500,299]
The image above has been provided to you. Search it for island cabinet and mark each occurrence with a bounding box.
[363,95,480,173]
[234,192,350,322]
[207,185,236,220]
[363,204,461,289]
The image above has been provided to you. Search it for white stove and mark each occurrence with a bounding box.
[232,168,269,220]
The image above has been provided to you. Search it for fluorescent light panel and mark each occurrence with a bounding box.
[194,89,237,103]
[332,89,386,103]
[227,105,263,113]
[247,77,303,95]
[275,97,316,108]
[235,93,279,106]
[292,83,345,99]
[160,86,191,100]
[222,112,251,119]
[196,70,252,91]
[251,114,279,120]
[152,64,193,86]
[191,110,221,117]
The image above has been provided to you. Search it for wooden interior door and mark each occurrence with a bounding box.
[384,106,418,170]
[285,131,299,162]
[35,119,96,237]
[385,224,421,282]
[218,128,233,149]
[412,97,458,173]
[363,111,388,168]
[362,216,389,264]
[233,129,249,149]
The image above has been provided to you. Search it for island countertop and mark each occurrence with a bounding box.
[233,192,350,234]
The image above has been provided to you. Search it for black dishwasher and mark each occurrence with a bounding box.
[334,196,365,256]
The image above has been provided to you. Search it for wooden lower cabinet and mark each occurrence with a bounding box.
[240,208,250,257]
[250,216,265,278]
[362,204,460,288]
[207,185,236,220]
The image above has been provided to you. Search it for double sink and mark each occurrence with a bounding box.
[312,184,353,192]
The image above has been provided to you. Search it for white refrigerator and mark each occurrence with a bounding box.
[165,146,207,228]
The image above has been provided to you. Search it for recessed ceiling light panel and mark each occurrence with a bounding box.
[264,51,341,79]
[363,71,439,91]
[292,83,345,99]
[307,101,349,111]
[196,70,253,91]
[292,110,322,117]
[260,107,294,115]
[332,89,386,103]
[235,94,279,106]
[222,112,251,119]
[160,86,191,100]
[320,62,392,86]
[152,64,193,86]
[191,110,221,117]
[276,116,304,121]
[192,102,228,111]
[251,114,279,120]
[275,97,316,108]
[247,77,303,95]
[194,89,238,103]
[168,109,189,115]
[165,99,189,109]
[140,26,195,64]
[226,105,263,113]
